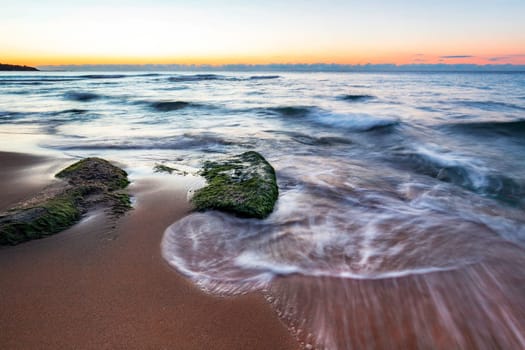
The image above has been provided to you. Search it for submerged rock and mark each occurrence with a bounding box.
[0,158,130,245]
[192,151,278,219]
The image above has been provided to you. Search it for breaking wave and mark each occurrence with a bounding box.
[263,106,399,131]
[393,145,524,205]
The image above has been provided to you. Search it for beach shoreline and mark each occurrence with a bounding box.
[0,151,297,349]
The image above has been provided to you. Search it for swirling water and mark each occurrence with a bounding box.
[1,71,525,348]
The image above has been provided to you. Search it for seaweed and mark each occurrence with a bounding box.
[153,164,176,174]
[153,163,189,176]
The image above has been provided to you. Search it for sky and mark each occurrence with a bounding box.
[1,0,524,66]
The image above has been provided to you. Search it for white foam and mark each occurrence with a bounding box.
[310,111,399,131]
[160,152,522,296]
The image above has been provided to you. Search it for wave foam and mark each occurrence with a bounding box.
[161,155,515,295]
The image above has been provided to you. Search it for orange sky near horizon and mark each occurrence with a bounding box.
[2,1,524,67]
[6,43,525,67]
[6,52,525,68]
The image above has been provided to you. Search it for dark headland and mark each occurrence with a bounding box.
[0,63,39,71]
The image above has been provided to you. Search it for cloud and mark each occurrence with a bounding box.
[489,56,508,62]
[439,55,474,59]
[488,54,525,62]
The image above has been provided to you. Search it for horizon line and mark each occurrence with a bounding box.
[35,63,525,72]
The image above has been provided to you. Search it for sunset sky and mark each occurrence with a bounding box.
[1,0,524,66]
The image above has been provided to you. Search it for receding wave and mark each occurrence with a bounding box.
[133,73,162,77]
[5,90,32,95]
[58,108,88,114]
[145,100,213,112]
[47,133,243,151]
[266,106,315,117]
[456,100,525,112]
[79,74,127,79]
[162,210,465,292]
[394,145,524,205]
[149,101,192,112]
[0,111,23,122]
[63,91,101,102]
[267,130,353,146]
[442,120,525,137]
[338,94,375,102]
[249,75,280,80]
[161,156,503,294]
[168,74,228,82]
[0,78,79,85]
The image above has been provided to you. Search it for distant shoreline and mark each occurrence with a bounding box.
[0,63,39,71]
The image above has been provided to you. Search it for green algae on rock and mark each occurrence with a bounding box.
[191,151,278,219]
[153,163,189,176]
[153,164,176,174]
[0,158,131,245]
[56,157,129,191]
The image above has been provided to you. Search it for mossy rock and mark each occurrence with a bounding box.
[0,190,84,245]
[56,157,129,190]
[192,151,278,219]
[0,158,131,246]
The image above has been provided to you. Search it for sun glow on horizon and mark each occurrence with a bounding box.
[1,1,524,67]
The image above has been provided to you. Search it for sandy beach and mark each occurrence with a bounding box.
[0,151,297,349]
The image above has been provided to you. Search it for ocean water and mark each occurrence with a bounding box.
[1,71,525,348]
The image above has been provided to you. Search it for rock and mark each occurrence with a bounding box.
[192,151,279,219]
[56,157,129,190]
[0,158,130,245]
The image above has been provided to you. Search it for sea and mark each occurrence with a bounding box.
[1,71,524,349]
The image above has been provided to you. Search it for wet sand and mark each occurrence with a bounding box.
[270,257,525,349]
[0,152,296,349]
[0,152,67,211]
[3,150,525,350]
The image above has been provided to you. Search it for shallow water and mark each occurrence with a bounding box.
[1,71,525,348]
